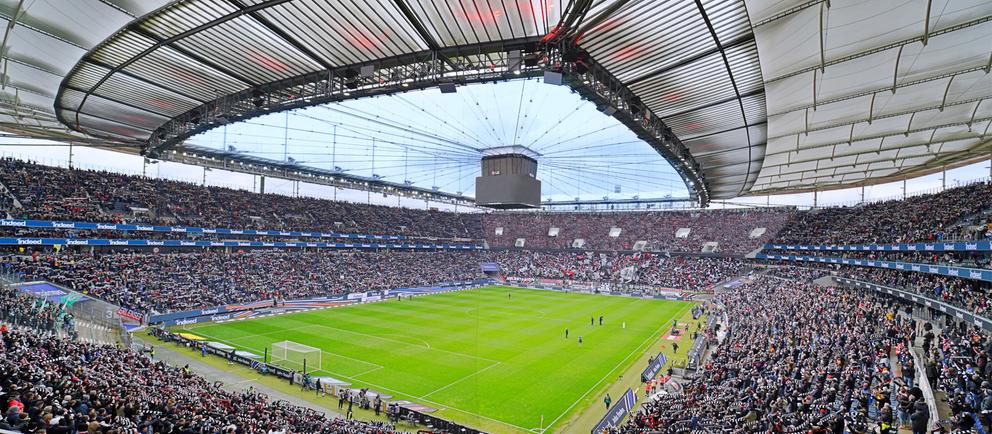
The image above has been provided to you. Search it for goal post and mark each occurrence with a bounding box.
[271,340,321,373]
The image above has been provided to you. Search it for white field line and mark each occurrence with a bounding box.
[193,328,384,371]
[188,332,532,433]
[541,302,695,432]
[418,361,503,399]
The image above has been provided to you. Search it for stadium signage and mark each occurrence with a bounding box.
[756,253,992,283]
[592,388,637,434]
[764,241,992,252]
[0,237,482,251]
[640,352,667,382]
[0,218,413,241]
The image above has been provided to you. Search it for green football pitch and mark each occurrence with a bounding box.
[179,286,692,433]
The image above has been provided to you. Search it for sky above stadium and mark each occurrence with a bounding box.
[185,79,691,202]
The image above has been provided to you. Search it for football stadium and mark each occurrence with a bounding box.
[0,1,991,434]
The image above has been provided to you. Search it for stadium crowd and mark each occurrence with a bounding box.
[0,158,482,239]
[0,284,74,335]
[621,274,928,433]
[774,181,992,245]
[493,251,746,291]
[0,251,487,313]
[0,294,407,433]
[483,209,793,253]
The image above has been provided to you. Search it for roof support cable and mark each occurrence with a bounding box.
[906,112,916,136]
[818,1,827,72]
[923,0,933,46]
[940,75,955,111]
[892,44,905,93]
[868,92,876,124]
[0,0,25,91]
[985,52,992,73]
[804,107,810,135]
[849,123,855,144]
[968,100,983,131]
[812,69,818,110]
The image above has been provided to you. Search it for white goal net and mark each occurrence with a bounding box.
[271,340,321,372]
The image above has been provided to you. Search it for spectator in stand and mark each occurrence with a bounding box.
[1,250,487,314]
[483,209,794,253]
[0,324,408,434]
[774,181,992,245]
[0,158,482,239]
[494,250,747,292]
[617,275,916,433]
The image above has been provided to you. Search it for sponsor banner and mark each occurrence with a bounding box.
[117,307,143,322]
[155,282,487,325]
[640,352,667,382]
[764,241,991,252]
[836,278,992,333]
[149,300,276,323]
[0,218,406,240]
[13,282,67,298]
[755,253,992,283]
[0,237,483,251]
[592,388,637,434]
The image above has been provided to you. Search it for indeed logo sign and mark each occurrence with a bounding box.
[966,243,978,250]
[170,227,187,233]
[174,318,197,326]
[17,239,41,245]
[0,220,26,227]
[136,225,154,231]
[200,308,219,315]
[146,241,165,246]
[203,229,216,234]
[971,271,983,279]
[52,222,75,228]
[67,239,89,245]
[180,241,196,246]
[109,240,129,246]
[96,224,117,230]
[230,230,244,234]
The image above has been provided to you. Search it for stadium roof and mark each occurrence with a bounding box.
[0,0,989,203]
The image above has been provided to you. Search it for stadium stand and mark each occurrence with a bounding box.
[0,251,487,314]
[619,274,924,433]
[774,181,992,245]
[494,251,746,292]
[0,319,406,433]
[0,158,483,239]
[482,209,794,253]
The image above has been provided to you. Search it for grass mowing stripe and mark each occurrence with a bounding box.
[181,286,689,433]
